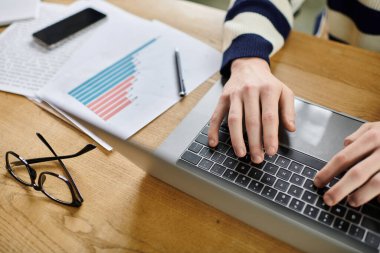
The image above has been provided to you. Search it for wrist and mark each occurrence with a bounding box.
[231,57,270,73]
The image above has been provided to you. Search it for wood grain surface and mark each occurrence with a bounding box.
[0,0,379,252]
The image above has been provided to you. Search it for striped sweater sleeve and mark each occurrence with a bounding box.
[326,0,380,52]
[221,0,294,77]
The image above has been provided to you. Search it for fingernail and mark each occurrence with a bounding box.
[253,155,262,163]
[324,195,334,206]
[314,177,321,187]
[348,196,357,207]
[209,139,215,147]
[290,120,295,129]
[349,199,357,207]
[267,146,276,155]
[238,147,246,157]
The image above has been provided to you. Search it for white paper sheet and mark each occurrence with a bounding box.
[0,0,40,26]
[0,3,66,97]
[30,97,113,151]
[39,18,222,139]
[0,0,151,98]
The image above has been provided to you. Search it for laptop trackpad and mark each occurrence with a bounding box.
[279,99,363,162]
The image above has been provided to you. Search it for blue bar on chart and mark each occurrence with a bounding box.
[68,38,157,121]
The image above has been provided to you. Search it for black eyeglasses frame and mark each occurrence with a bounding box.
[5,133,96,207]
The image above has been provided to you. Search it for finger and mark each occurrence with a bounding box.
[348,170,380,207]
[279,86,296,132]
[344,122,372,146]
[208,94,229,147]
[228,92,245,157]
[323,150,380,206]
[314,129,379,188]
[260,85,281,156]
[347,150,380,207]
[243,87,264,163]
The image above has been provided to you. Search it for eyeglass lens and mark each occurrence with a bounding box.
[8,153,32,185]
[40,174,73,204]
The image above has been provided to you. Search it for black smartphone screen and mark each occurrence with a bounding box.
[33,8,106,47]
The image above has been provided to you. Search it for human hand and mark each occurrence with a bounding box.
[314,122,380,207]
[208,57,296,163]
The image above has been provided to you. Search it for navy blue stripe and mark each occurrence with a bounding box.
[328,0,380,34]
[225,0,291,39]
[313,11,325,35]
[221,33,273,77]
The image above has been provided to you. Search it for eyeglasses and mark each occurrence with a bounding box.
[5,133,96,207]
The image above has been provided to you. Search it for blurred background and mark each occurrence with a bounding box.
[186,0,327,35]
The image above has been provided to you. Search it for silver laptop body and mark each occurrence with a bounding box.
[114,80,379,253]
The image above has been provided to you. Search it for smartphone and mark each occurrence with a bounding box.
[32,8,106,48]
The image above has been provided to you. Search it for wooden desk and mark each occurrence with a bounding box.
[0,0,379,252]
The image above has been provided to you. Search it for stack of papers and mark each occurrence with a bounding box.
[0,0,40,26]
[0,0,221,142]
[0,3,69,97]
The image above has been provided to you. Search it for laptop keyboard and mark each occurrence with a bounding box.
[180,121,380,249]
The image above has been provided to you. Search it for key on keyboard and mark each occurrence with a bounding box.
[261,186,277,200]
[264,154,278,163]
[248,180,264,193]
[181,151,202,165]
[277,168,292,181]
[290,174,305,186]
[289,199,305,212]
[235,163,250,174]
[274,179,290,192]
[275,192,291,206]
[263,163,279,175]
[248,168,263,181]
[261,173,276,186]
[288,161,304,173]
[235,174,251,187]
[288,185,303,198]
[210,164,226,176]
[199,159,213,170]
[275,156,291,168]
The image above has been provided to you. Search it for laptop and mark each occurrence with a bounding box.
[112,80,380,253]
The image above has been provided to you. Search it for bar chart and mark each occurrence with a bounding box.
[68,38,157,121]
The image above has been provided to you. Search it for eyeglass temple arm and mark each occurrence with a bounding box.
[36,133,95,202]
[18,144,96,165]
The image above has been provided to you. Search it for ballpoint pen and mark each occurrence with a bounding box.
[174,48,186,97]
